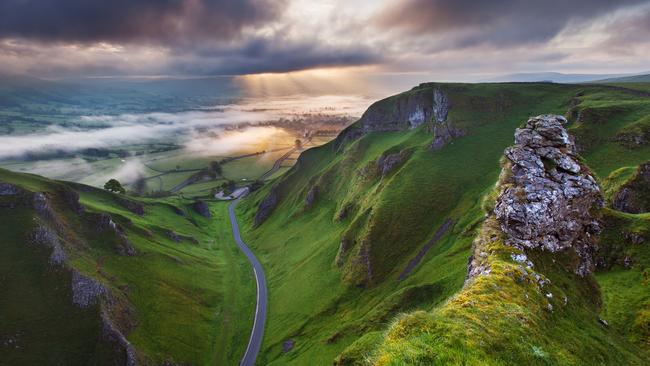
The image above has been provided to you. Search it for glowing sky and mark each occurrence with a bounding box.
[1,0,649,80]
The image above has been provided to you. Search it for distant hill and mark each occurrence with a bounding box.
[596,73,650,83]
[482,71,634,83]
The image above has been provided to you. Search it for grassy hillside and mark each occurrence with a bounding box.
[236,82,650,364]
[0,168,254,365]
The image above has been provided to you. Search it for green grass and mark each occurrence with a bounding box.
[0,169,254,365]
[234,82,650,364]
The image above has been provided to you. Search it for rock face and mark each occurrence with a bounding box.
[29,225,67,266]
[192,200,211,218]
[494,115,603,276]
[612,161,650,214]
[0,182,20,196]
[334,86,464,151]
[358,87,436,132]
[305,185,318,207]
[376,150,410,177]
[71,271,108,308]
[93,213,137,256]
[430,88,465,150]
[254,186,279,227]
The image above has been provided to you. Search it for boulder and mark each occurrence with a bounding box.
[494,115,603,276]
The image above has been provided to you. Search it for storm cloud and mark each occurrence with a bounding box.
[0,0,649,78]
[376,0,649,49]
[0,0,285,44]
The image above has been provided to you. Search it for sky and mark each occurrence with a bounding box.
[0,0,649,81]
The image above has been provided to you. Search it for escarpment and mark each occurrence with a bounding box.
[334,85,464,151]
[0,179,138,365]
[366,115,645,365]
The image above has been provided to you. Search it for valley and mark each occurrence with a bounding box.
[1,81,649,365]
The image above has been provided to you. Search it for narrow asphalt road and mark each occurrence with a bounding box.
[228,194,267,366]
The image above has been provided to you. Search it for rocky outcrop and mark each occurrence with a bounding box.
[359,87,437,132]
[59,186,84,215]
[191,200,211,218]
[493,115,603,276]
[612,161,650,214]
[254,186,279,227]
[115,196,145,216]
[376,150,411,177]
[430,123,465,151]
[101,311,138,366]
[29,225,67,266]
[335,86,465,151]
[93,213,137,256]
[71,271,108,308]
[305,185,318,208]
[429,88,465,150]
[0,182,20,196]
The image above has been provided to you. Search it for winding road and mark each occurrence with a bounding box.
[228,194,267,366]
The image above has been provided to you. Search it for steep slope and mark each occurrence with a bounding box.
[236,82,650,364]
[368,115,644,365]
[0,169,254,365]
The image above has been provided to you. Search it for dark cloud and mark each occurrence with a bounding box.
[376,0,649,48]
[0,0,285,43]
[170,38,381,75]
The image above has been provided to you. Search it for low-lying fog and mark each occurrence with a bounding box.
[0,94,371,186]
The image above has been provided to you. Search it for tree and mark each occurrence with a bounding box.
[104,179,125,194]
[295,139,303,149]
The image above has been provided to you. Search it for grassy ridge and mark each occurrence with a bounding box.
[0,169,254,365]
[236,82,650,364]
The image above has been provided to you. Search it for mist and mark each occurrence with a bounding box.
[0,94,369,160]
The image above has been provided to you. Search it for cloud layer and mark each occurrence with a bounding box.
[0,0,649,79]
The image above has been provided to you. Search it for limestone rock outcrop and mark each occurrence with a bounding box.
[254,186,279,227]
[612,161,650,214]
[493,115,603,276]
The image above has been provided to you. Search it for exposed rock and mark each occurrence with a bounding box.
[305,185,318,207]
[433,88,450,123]
[612,161,650,214]
[59,187,84,214]
[167,231,182,243]
[430,123,465,151]
[335,238,351,267]
[191,200,211,218]
[336,203,353,221]
[71,271,108,308]
[0,182,20,196]
[32,192,55,221]
[101,310,138,366]
[93,213,137,256]
[29,225,67,266]
[282,339,295,353]
[254,186,279,227]
[376,150,410,177]
[170,205,186,217]
[494,115,603,276]
[625,231,646,245]
[359,86,436,132]
[429,88,465,150]
[115,197,145,216]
